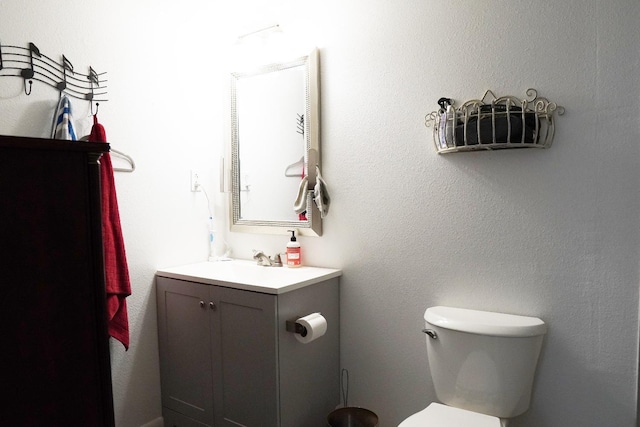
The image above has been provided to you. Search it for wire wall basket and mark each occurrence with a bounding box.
[425,89,564,154]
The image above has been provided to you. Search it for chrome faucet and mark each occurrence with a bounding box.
[252,250,282,267]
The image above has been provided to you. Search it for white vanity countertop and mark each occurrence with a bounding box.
[156,260,342,295]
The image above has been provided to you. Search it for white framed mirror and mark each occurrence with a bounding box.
[229,48,321,236]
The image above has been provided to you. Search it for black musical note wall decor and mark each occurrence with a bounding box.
[56,54,74,92]
[0,39,108,104]
[296,113,304,136]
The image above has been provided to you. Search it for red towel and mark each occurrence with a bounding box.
[90,114,132,350]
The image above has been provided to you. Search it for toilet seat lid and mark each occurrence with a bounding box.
[399,403,501,427]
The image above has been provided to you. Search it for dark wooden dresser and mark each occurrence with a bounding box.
[0,135,115,426]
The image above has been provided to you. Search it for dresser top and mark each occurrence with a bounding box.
[156,260,341,294]
[0,134,109,152]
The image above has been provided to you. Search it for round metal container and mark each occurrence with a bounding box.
[327,407,378,427]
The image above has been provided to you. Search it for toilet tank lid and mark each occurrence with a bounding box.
[424,306,547,337]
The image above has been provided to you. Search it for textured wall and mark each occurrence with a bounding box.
[224,1,640,426]
[0,1,638,426]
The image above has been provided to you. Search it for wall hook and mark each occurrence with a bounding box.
[19,42,39,96]
[23,79,33,95]
[91,101,100,116]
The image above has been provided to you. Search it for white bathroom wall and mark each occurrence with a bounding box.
[222,1,640,426]
[0,1,638,427]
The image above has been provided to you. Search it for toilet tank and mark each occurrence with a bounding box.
[424,306,546,419]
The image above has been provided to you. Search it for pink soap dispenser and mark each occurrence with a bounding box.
[286,230,301,268]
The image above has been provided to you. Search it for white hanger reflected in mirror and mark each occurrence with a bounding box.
[284,156,304,177]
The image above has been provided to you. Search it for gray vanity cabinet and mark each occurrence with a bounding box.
[156,269,339,427]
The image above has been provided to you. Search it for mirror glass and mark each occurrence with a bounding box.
[230,48,321,236]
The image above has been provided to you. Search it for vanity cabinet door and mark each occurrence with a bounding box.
[158,276,279,427]
[163,407,210,427]
[157,277,215,426]
[212,286,278,427]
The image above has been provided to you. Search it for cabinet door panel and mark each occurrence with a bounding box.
[213,286,278,427]
[157,278,214,426]
[163,407,210,427]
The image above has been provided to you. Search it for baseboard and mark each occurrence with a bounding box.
[139,416,164,427]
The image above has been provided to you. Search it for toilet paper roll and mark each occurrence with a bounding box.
[294,313,327,344]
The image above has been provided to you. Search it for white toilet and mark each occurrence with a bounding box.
[399,306,547,427]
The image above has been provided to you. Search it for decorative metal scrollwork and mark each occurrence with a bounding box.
[426,89,564,154]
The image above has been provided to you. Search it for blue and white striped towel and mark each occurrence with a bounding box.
[51,95,77,140]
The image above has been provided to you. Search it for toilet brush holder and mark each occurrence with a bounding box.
[327,369,379,427]
[327,407,378,427]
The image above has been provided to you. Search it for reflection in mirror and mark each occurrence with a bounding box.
[237,64,304,221]
[230,48,321,236]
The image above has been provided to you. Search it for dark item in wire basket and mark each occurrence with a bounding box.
[453,104,539,146]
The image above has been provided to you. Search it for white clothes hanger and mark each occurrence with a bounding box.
[284,156,304,177]
[111,148,135,173]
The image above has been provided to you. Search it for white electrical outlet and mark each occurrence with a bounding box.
[190,170,201,192]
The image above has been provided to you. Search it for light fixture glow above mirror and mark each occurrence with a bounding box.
[231,24,311,73]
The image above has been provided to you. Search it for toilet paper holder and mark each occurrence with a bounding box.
[286,317,309,337]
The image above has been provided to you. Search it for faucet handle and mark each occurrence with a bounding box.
[272,253,283,266]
